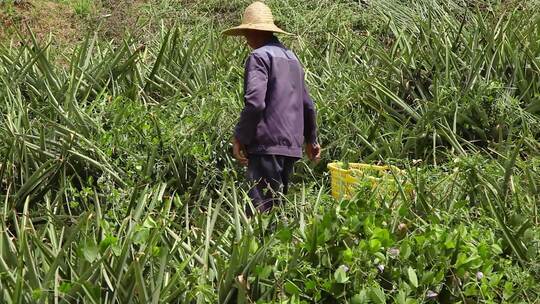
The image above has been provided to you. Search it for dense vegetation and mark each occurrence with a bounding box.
[0,0,539,302]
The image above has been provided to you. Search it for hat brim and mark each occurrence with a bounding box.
[222,24,292,36]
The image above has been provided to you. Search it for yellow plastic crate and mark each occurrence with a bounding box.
[327,162,409,200]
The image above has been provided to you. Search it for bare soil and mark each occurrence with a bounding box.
[0,0,84,48]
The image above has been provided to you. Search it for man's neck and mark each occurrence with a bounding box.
[253,35,278,49]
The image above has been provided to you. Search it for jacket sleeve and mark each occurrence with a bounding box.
[234,53,268,145]
[303,74,318,144]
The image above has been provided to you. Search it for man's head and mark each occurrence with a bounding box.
[243,30,275,49]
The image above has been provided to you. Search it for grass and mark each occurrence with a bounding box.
[0,0,539,302]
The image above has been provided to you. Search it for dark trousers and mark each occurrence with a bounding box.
[246,154,298,216]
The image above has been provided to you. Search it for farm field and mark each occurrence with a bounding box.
[0,0,539,303]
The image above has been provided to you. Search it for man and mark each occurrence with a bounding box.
[223,1,321,215]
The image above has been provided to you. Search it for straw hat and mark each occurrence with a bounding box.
[222,1,291,36]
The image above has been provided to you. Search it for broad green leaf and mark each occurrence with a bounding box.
[255,265,273,279]
[133,228,150,245]
[143,217,157,228]
[334,265,349,284]
[369,239,382,251]
[59,282,72,294]
[408,267,418,288]
[284,281,301,295]
[276,228,292,242]
[82,241,99,263]
[400,242,412,259]
[305,280,316,291]
[351,290,369,304]
[369,285,386,304]
[421,271,436,285]
[99,235,118,251]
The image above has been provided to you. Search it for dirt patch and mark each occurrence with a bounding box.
[177,0,242,25]
[95,0,148,41]
[0,0,84,48]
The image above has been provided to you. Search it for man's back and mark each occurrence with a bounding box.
[234,37,317,158]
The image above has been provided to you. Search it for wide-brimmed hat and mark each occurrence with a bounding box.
[222,1,291,36]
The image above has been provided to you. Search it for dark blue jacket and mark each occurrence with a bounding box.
[234,37,318,158]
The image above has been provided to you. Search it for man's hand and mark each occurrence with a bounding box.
[232,137,248,166]
[306,143,321,162]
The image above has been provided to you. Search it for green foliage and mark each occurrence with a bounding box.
[73,0,92,16]
[0,0,539,302]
